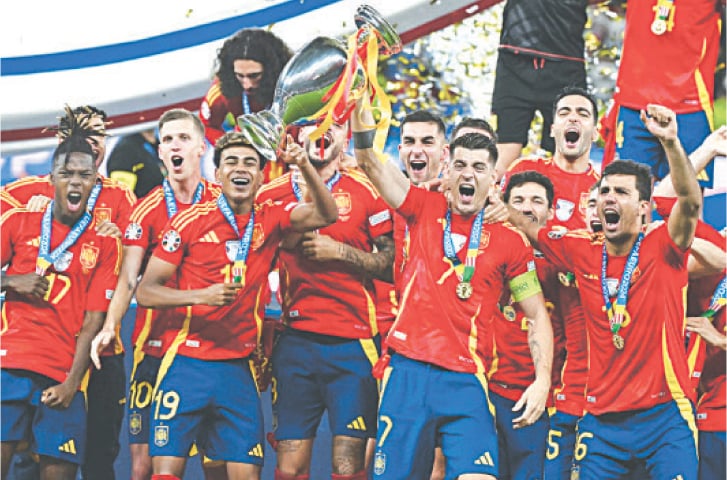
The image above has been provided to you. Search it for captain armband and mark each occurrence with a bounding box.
[509,269,542,302]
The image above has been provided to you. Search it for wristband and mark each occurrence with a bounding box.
[352,130,376,150]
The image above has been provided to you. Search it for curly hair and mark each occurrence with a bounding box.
[47,105,103,169]
[215,29,293,107]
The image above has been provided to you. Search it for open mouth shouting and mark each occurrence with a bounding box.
[564,126,581,149]
[170,155,185,170]
[458,183,475,204]
[67,191,83,212]
[602,207,621,232]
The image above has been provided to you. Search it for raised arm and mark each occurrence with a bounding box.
[654,125,726,198]
[136,256,240,308]
[350,96,410,209]
[641,104,701,249]
[506,205,545,248]
[90,245,145,369]
[280,134,339,231]
[687,237,727,278]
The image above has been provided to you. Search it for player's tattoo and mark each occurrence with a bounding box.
[332,436,366,474]
[338,233,394,282]
[277,439,304,453]
[527,319,542,371]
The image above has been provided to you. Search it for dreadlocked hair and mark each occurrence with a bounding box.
[45,104,111,141]
[48,105,100,168]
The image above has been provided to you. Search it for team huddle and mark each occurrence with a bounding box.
[1,86,725,480]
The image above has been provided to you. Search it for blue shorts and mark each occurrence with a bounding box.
[490,390,548,480]
[699,430,726,480]
[271,329,380,440]
[127,354,162,445]
[616,106,714,188]
[373,354,498,479]
[573,401,698,479]
[1,369,87,465]
[148,355,264,465]
[544,409,579,480]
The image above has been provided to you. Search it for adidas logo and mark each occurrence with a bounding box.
[198,231,220,243]
[58,439,77,455]
[248,443,263,458]
[347,416,367,431]
[474,451,494,466]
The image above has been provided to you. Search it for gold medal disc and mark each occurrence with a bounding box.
[456,282,473,300]
[612,333,625,350]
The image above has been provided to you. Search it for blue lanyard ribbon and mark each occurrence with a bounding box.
[217,194,255,284]
[601,232,643,334]
[291,170,341,201]
[36,183,102,275]
[702,276,727,318]
[242,91,251,115]
[162,179,204,219]
[443,208,484,283]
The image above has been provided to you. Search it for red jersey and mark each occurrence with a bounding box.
[1,208,121,383]
[488,253,559,401]
[256,169,393,339]
[388,187,540,374]
[123,180,221,357]
[551,281,588,416]
[152,198,292,360]
[1,189,22,213]
[501,157,599,230]
[696,309,726,431]
[616,0,720,113]
[4,174,136,233]
[538,225,693,415]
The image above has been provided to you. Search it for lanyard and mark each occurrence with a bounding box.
[291,170,341,201]
[36,183,102,275]
[217,194,255,284]
[443,208,484,300]
[601,233,643,350]
[701,276,727,319]
[162,180,204,219]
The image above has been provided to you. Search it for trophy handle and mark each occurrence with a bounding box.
[354,5,402,55]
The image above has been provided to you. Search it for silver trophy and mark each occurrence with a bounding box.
[238,4,401,161]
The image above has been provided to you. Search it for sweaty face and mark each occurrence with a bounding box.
[597,174,648,245]
[507,182,553,227]
[399,122,448,185]
[447,147,495,216]
[585,187,601,233]
[158,118,206,183]
[215,145,263,206]
[50,152,97,220]
[233,59,264,92]
[300,123,347,168]
[551,95,597,162]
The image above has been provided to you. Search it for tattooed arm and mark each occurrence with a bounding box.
[299,232,394,282]
[512,291,553,429]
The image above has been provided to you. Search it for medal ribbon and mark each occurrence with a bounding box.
[162,179,204,219]
[601,233,643,335]
[217,194,255,284]
[652,0,675,32]
[36,183,102,275]
[443,209,484,284]
[291,170,341,201]
[242,91,251,115]
[701,276,726,319]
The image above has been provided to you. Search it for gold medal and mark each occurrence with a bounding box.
[456,282,473,300]
[651,19,667,35]
[612,333,625,351]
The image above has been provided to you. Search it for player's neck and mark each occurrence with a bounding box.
[227,196,253,216]
[52,201,84,227]
[171,175,203,203]
[605,232,639,256]
[553,152,590,173]
[315,161,340,183]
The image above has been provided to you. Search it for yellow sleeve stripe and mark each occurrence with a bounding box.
[129,191,164,223]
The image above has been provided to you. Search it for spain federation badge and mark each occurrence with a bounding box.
[154,425,169,447]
